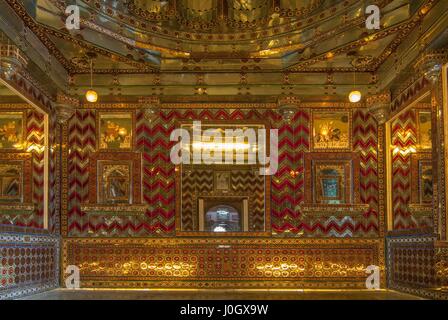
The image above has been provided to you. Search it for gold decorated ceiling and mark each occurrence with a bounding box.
[4,0,446,100]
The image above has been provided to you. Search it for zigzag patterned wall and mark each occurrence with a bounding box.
[391,108,433,230]
[66,108,380,238]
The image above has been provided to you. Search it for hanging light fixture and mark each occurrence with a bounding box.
[348,70,361,103]
[85,57,98,102]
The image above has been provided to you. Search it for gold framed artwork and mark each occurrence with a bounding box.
[312,111,351,151]
[98,112,134,151]
[88,152,142,205]
[416,110,432,150]
[411,153,433,205]
[0,154,32,205]
[304,153,360,205]
[98,161,132,204]
[314,163,347,204]
[0,112,24,150]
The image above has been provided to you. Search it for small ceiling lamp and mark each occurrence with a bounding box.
[348,71,362,103]
[85,56,98,103]
[349,90,362,103]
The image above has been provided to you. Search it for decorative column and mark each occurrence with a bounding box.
[277,95,300,123]
[55,93,78,124]
[416,51,448,241]
[367,91,391,233]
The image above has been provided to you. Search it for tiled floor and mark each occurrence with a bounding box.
[20,289,423,300]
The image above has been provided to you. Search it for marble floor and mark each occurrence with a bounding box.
[21,289,422,300]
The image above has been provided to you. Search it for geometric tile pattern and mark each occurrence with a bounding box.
[387,234,448,300]
[63,238,382,289]
[0,232,59,300]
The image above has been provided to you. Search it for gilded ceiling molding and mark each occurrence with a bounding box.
[38,25,157,73]
[366,91,391,125]
[414,49,448,84]
[4,0,75,73]
[120,0,388,43]
[288,16,428,72]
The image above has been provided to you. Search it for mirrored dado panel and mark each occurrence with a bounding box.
[175,122,271,236]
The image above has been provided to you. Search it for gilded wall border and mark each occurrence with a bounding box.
[62,237,383,289]
[81,102,368,110]
[378,125,386,238]
[61,122,69,237]
[391,76,431,117]
[437,68,447,240]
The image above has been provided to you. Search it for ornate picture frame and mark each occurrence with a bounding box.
[0,111,25,151]
[311,110,352,151]
[89,152,142,205]
[304,152,360,205]
[0,153,32,204]
[416,109,432,150]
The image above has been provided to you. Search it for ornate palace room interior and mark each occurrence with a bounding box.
[0,0,447,302]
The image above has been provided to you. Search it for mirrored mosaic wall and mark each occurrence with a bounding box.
[0,107,53,230]
[390,105,434,230]
[0,101,61,299]
[65,107,381,238]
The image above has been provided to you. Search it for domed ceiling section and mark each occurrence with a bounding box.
[3,0,444,100]
[12,0,424,72]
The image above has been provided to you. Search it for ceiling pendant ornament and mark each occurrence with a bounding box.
[55,93,79,124]
[366,92,391,125]
[277,96,300,123]
[415,50,447,84]
[140,96,161,122]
